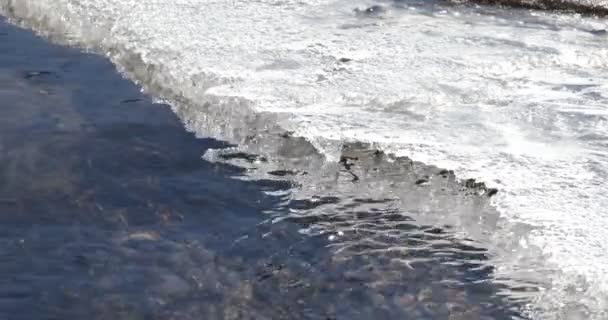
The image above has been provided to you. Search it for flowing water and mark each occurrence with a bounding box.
[1,0,607,319]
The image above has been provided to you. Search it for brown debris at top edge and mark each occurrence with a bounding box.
[455,0,608,16]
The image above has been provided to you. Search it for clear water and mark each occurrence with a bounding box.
[1,1,607,319]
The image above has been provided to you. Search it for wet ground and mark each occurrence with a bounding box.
[0,18,528,319]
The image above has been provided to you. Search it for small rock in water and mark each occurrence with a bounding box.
[120,98,143,104]
[437,169,453,178]
[354,5,387,16]
[485,188,498,197]
[24,70,55,79]
[267,169,299,177]
[589,29,607,35]
[417,287,433,301]
[415,178,429,185]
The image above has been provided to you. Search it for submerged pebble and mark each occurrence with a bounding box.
[354,5,387,16]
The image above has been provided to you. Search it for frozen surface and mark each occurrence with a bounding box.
[1,0,607,318]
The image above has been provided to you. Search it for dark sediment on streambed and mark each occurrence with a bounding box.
[453,0,608,16]
[0,17,533,320]
[372,0,608,16]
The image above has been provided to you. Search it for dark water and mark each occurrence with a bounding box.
[0,18,528,320]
